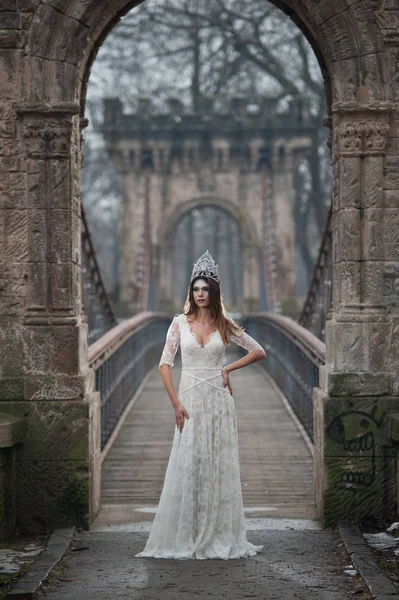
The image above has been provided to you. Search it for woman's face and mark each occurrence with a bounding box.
[192,278,210,308]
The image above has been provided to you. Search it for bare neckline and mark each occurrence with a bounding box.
[184,314,219,348]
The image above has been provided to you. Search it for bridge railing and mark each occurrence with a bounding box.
[88,312,171,451]
[243,313,325,441]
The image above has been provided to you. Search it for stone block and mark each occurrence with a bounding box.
[0,119,15,138]
[363,53,387,101]
[23,55,44,103]
[335,209,361,262]
[0,100,14,121]
[331,58,358,103]
[4,209,28,262]
[88,391,101,521]
[322,454,396,526]
[338,157,361,209]
[339,261,361,305]
[0,12,20,28]
[320,368,391,396]
[27,167,46,208]
[0,188,26,208]
[51,60,79,104]
[385,316,399,372]
[51,325,80,375]
[24,373,87,401]
[0,411,24,447]
[50,210,71,263]
[0,320,23,378]
[363,261,384,304]
[10,172,26,189]
[384,263,399,278]
[0,377,23,400]
[20,12,34,30]
[24,325,52,373]
[0,401,89,461]
[327,321,364,371]
[16,459,89,532]
[313,388,398,525]
[0,295,26,316]
[383,209,399,260]
[365,320,390,372]
[384,166,399,191]
[0,137,20,158]
[0,30,24,48]
[0,261,27,298]
[0,449,17,539]
[51,263,72,309]
[319,15,356,63]
[384,276,393,295]
[0,1,17,9]
[49,159,70,208]
[387,413,399,443]
[386,135,399,155]
[364,156,384,207]
[27,158,44,174]
[71,209,80,265]
[27,209,47,262]
[71,262,81,311]
[27,262,47,308]
[88,392,101,463]
[0,172,8,190]
[362,209,383,260]
[20,0,36,12]
[0,50,21,100]
[0,154,23,171]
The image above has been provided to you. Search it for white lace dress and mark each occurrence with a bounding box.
[135,313,265,560]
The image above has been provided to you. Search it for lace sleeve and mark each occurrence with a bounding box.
[228,321,265,354]
[159,316,180,368]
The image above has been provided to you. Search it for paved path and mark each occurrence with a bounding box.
[40,523,365,600]
[40,353,368,600]
[98,350,315,525]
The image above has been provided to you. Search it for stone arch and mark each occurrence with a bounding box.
[158,196,260,249]
[25,1,388,110]
[3,1,399,529]
[157,197,260,313]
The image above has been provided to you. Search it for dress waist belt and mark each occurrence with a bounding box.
[180,367,224,395]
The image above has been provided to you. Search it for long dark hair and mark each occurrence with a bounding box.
[183,275,242,344]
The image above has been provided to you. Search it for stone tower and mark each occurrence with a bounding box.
[102,95,315,315]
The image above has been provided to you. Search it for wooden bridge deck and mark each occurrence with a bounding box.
[96,350,316,526]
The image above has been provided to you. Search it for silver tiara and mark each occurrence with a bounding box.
[191,250,220,284]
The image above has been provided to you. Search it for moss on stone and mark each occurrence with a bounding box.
[59,474,89,530]
[0,379,24,402]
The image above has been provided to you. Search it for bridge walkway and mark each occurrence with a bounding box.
[96,349,315,526]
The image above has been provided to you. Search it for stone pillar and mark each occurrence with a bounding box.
[272,147,297,308]
[119,169,143,316]
[242,244,260,313]
[157,244,175,313]
[0,102,100,531]
[314,101,398,525]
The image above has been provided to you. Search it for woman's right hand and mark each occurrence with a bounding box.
[175,402,190,433]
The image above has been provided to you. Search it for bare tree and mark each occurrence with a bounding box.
[84,0,331,295]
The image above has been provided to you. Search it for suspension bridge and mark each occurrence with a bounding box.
[80,201,332,527]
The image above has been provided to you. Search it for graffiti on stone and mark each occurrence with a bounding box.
[326,406,380,491]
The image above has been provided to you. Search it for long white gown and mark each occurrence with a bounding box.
[135,313,264,560]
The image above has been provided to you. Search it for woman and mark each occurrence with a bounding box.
[135,250,266,560]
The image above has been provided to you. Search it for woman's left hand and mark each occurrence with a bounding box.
[222,367,233,396]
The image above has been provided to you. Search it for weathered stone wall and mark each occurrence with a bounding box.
[0,0,398,531]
